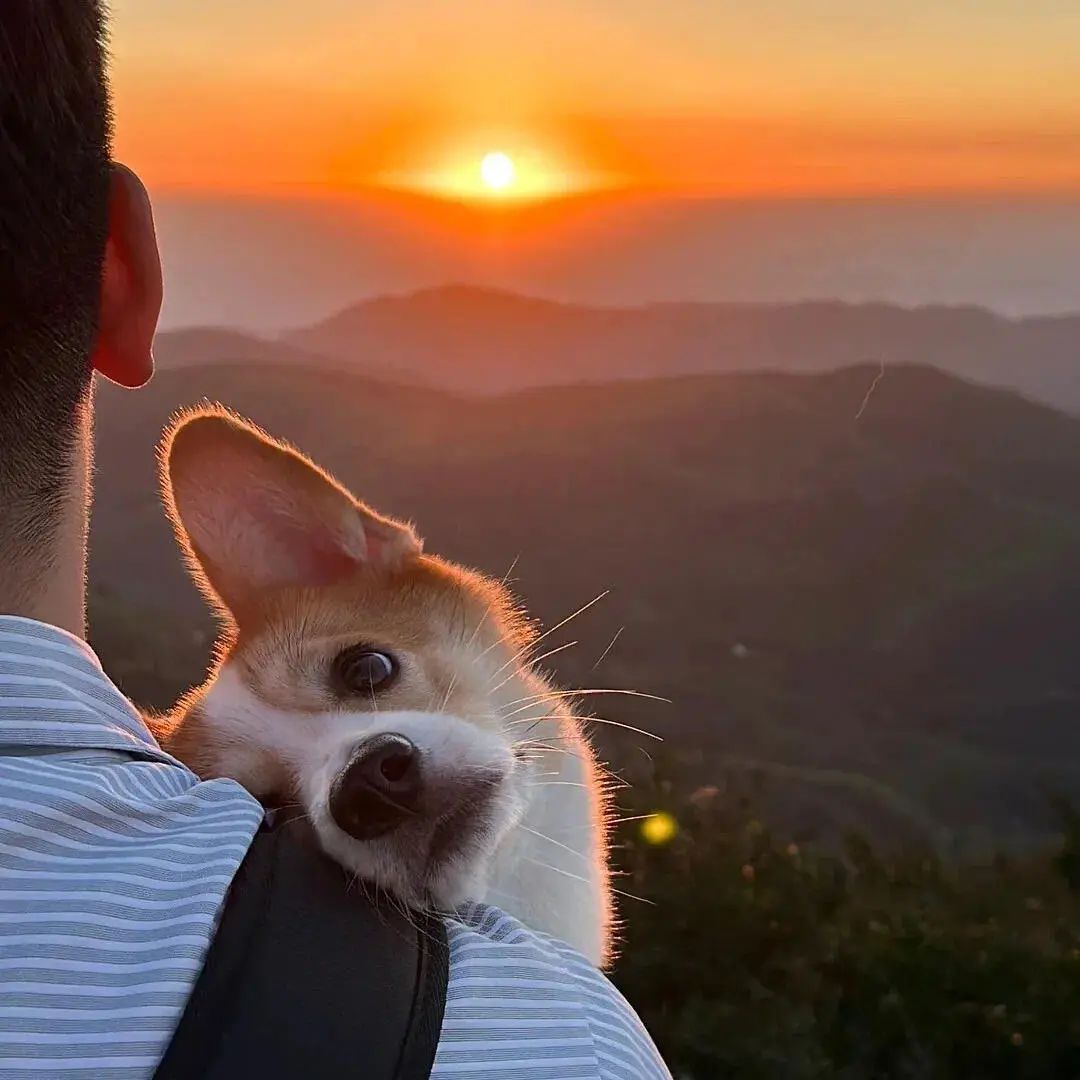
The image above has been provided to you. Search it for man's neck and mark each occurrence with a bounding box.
[0,425,91,640]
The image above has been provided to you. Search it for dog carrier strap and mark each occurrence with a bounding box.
[154,814,448,1080]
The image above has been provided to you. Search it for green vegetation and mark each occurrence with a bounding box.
[613,778,1080,1078]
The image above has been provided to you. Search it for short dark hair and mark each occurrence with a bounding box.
[0,1,111,527]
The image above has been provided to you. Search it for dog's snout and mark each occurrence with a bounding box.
[329,734,422,841]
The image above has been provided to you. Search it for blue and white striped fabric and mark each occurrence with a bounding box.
[440,906,670,1079]
[0,616,265,1077]
[0,616,669,1079]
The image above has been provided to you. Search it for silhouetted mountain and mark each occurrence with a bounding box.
[89,360,1080,852]
[153,327,324,370]
[158,286,1080,411]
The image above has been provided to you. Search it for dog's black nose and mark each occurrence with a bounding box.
[329,734,422,841]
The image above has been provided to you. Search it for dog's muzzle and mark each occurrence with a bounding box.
[328,733,422,841]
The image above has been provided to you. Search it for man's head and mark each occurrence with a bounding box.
[0,1,162,628]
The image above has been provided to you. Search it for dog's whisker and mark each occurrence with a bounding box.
[502,714,567,740]
[550,813,656,831]
[499,687,670,723]
[486,591,609,688]
[513,739,576,757]
[501,686,672,711]
[279,817,308,831]
[505,711,662,742]
[465,607,491,650]
[488,640,578,697]
[519,854,592,886]
[517,855,650,905]
[576,715,664,741]
[592,627,624,671]
[437,672,458,713]
[499,553,521,586]
[377,882,438,953]
[610,886,655,906]
[442,608,492,711]
[517,824,593,863]
[504,712,566,724]
[517,741,628,788]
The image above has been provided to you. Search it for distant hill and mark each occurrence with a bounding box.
[156,286,1080,412]
[89,360,1080,852]
[153,327,325,371]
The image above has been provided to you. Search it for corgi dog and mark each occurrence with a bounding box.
[148,409,612,966]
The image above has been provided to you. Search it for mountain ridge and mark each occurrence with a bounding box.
[155,284,1080,411]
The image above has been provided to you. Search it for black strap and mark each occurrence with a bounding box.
[154,814,448,1080]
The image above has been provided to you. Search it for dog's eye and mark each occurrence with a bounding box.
[333,646,399,696]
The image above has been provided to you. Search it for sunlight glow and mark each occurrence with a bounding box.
[370,131,615,205]
[481,151,516,192]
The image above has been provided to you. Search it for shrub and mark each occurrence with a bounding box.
[613,779,1080,1078]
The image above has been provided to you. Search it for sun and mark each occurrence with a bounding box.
[480,150,516,192]
[374,139,605,203]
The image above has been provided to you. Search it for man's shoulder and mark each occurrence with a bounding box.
[437,903,671,1080]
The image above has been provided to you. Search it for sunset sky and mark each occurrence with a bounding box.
[110,0,1080,199]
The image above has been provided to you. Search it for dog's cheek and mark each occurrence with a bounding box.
[210,742,292,799]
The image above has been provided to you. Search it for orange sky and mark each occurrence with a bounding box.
[109,0,1080,200]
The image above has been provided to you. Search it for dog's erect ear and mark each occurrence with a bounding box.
[160,409,422,616]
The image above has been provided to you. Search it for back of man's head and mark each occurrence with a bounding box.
[0,1,110,536]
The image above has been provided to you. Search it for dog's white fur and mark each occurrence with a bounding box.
[150,409,612,965]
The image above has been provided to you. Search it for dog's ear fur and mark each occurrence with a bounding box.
[160,408,421,618]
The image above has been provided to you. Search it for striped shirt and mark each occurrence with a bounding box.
[0,617,669,1079]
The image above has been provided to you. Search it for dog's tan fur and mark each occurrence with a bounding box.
[149,408,613,964]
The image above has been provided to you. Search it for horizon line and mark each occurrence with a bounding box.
[145,180,1080,206]
[155,281,1080,338]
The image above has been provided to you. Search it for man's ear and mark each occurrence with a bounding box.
[92,164,163,389]
[160,409,422,617]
